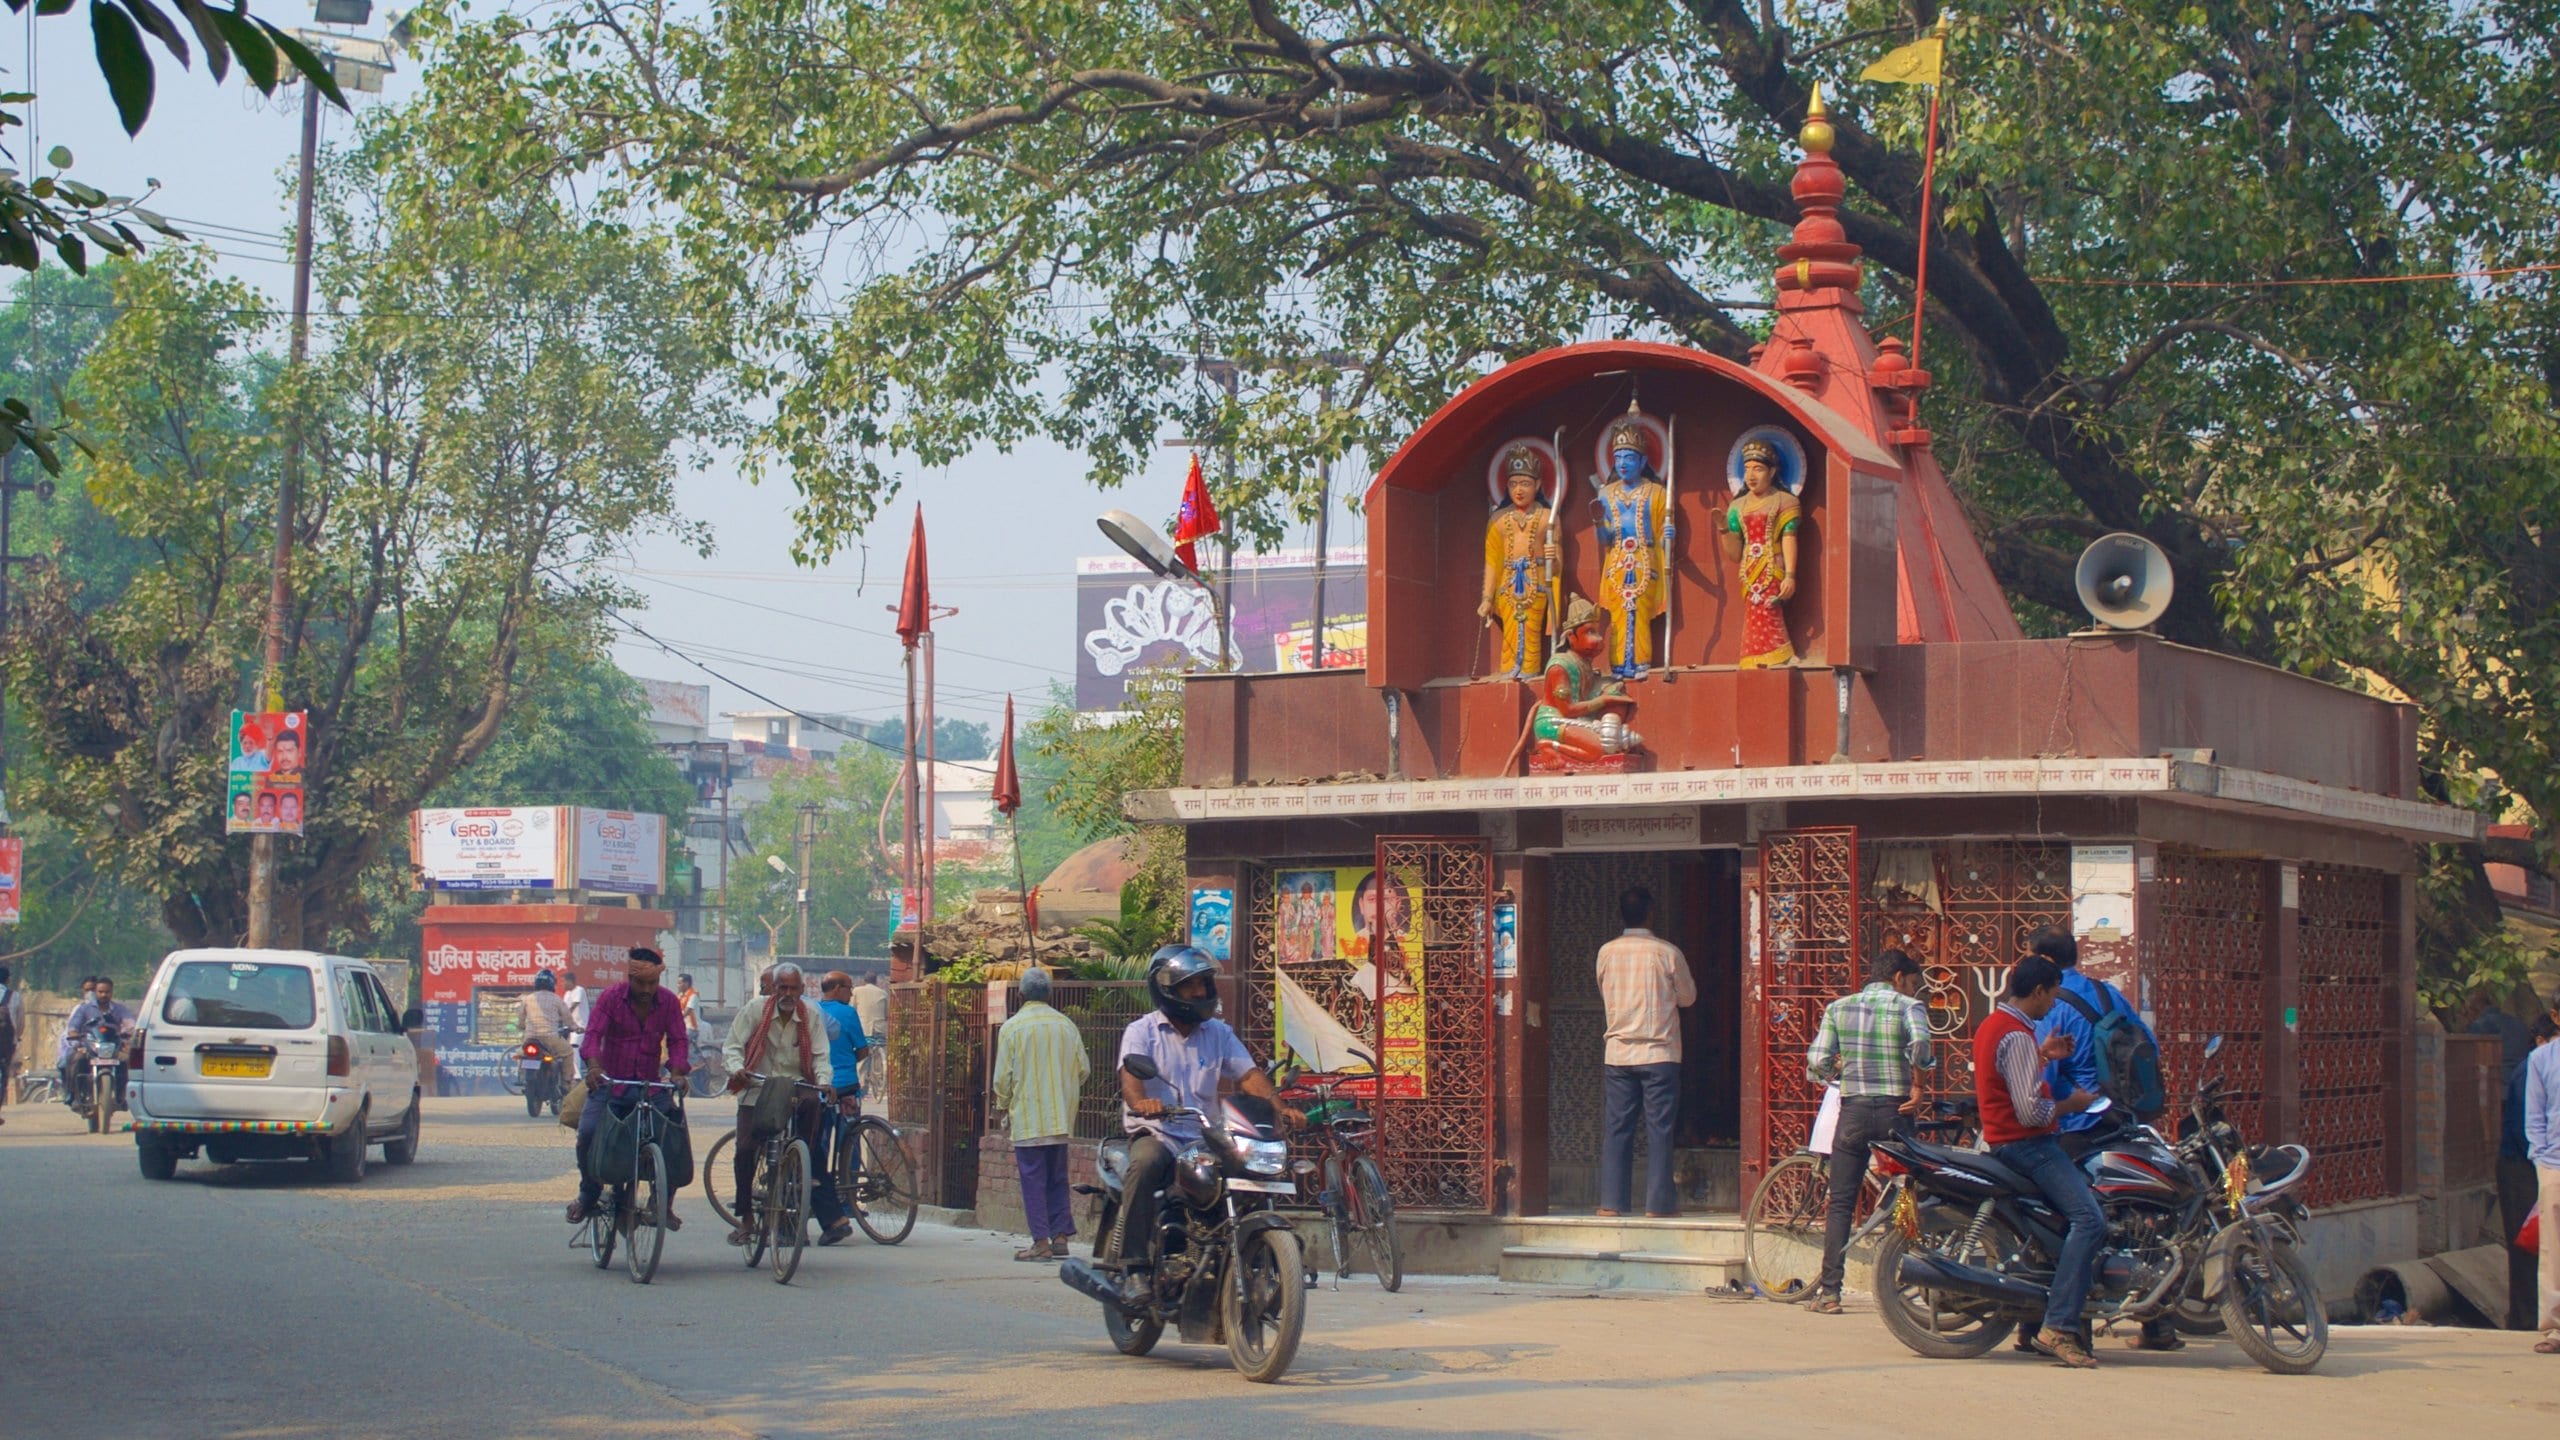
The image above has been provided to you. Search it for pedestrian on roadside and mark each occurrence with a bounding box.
[675,974,702,1050]
[993,967,1089,1260]
[1801,948,1932,1313]
[1596,885,1694,1219]
[810,970,870,1246]
[2524,1003,2560,1354]
[2503,1014,2559,1330]
[562,976,592,1076]
[1978,955,2106,1368]
[0,963,22,1126]
[852,972,889,1097]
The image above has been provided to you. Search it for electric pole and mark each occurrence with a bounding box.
[794,802,818,957]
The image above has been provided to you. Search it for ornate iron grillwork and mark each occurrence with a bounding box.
[1751,827,1860,1188]
[2146,851,2268,1145]
[1242,839,1497,1212]
[1863,842,2070,1104]
[2296,863,2391,1205]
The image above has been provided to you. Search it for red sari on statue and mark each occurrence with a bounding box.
[1731,495,1800,669]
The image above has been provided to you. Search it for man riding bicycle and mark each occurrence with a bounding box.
[566,947,691,1228]
[721,962,846,1247]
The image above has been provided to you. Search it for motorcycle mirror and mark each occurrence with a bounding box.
[2204,1034,2224,1058]
[1119,1053,1161,1082]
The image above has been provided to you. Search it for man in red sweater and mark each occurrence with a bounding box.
[1975,954,2106,1368]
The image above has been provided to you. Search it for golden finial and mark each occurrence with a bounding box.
[1801,81,1835,155]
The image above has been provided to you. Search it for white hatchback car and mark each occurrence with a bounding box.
[127,948,422,1183]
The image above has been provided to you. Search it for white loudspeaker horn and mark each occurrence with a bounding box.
[2073,532,2175,631]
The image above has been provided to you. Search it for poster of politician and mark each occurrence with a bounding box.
[226,710,309,836]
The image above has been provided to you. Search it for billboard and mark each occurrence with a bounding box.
[0,837,21,926]
[573,808,666,893]
[413,806,569,890]
[226,710,309,835]
[1076,547,1366,711]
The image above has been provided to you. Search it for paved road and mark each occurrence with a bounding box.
[2,1096,2551,1439]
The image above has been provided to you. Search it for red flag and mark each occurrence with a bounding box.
[1171,452,1220,573]
[894,504,931,646]
[992,694,1023,817]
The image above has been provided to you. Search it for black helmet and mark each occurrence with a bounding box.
[534,969,557,992]
[1146,944,1221,1027]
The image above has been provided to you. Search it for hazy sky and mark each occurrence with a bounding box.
[6,17,1366,734]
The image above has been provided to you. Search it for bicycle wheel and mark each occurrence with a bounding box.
[770,1139,809,1284]
[850,1117,918,1245]
[589,1189,619,1270]
[702,1130,738,1230]
[746,1143,772,1270]
[1348,1155,1402,1294]
[1742,1154,1831,1299]
[627,1143,668,1285]
[1322,1154,1352,1282]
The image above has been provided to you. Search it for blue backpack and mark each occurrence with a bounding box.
[2059,984,2165,1118]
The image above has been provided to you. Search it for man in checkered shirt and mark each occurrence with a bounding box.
[1801,948,1934,1312]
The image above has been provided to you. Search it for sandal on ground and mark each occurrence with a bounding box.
[820,1221,855,1246]
[1804,1292,1844,1315]
[1594,1209,1625,1218]
[2127,1332,2186,1352]
[1014,1242,1053,1261]
[565,1199,589,1224]
[2535,1335,2560,1354]
[662,1210,684,1232]
[728,1226,753,1247]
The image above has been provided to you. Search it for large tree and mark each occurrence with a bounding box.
[407,0,2560,987]
[5,109,719,946]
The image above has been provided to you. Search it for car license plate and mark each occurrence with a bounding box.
[201,1054,272,1079]
[1228,1178,1295,1195]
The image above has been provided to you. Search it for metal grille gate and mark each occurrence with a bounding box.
[2297,863,2390,1205]
[1865,842,2071,1104]
[1749,827,1860,1191]
[2146,851,2269,1145]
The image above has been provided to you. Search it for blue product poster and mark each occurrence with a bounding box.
[1492,903,1519,979]
[1190,888,1235,961]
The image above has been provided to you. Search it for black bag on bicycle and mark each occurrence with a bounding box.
[658,1102,696,1190]
[746,1074,798,1139]
[583,1104,642,1187]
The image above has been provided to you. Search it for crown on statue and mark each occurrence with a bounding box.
[1503,444,1543,480]
[1608,399,1648,457]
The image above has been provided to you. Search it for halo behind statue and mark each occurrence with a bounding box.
[1485,436,1565,508]
[1726,425,1807,496]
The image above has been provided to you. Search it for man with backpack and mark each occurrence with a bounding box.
[0,964,20,1125]
[2027,924,2179,1352]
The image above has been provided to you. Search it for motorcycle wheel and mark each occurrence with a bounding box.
[2216,1234,2327,1375]
[1222,1226,1308,1384]
[1097,1222,1163,1356]
[1349,1156,1402,1294]
[1873,1212,2019,1360]
[526,1080,545,1118]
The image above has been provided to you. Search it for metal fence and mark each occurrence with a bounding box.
[882,980,987,1209]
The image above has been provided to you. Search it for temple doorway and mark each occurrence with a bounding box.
[1544,848,1743,1210]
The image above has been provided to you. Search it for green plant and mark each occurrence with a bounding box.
[1075,881,1173,967]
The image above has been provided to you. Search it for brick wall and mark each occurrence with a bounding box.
[975,1131,1106,1241]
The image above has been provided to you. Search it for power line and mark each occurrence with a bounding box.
[618,570,1076,680]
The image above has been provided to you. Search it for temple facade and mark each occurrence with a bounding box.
[1132,102,2479,1267]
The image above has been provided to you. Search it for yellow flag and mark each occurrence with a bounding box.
[1861,35,1943,86]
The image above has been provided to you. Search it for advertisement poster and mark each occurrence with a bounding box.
[1271,866,1426,1098]
[226,710,309,836]
[0,836,21,926]
[413,806,568,891]
[1189,887,1234,961]
[573,808,666,894]
[1075,547,1367,710]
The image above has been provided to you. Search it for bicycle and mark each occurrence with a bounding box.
[705,1090,917,1246]
[1742,1097,1975,1301]
[1280,1067,1400,1293]
[825,1094,920,1245]
[575,1077,684,1285]
[17,1070,61,1106]
[703,1073,820,1283]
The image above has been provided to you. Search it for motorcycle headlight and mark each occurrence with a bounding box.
[1242,1138,1290,1177]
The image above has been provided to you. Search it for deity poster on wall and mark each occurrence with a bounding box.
[1270,865,1427,1098]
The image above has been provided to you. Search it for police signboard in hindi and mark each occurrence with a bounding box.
[226,710,310,836]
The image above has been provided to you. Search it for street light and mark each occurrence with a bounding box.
[1095,508,1230,673]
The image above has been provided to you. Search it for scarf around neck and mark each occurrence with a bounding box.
[742,993,816,1081]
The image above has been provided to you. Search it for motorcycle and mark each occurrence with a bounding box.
[520,1040,570,1118]
[1059,1053,1309,1383]
[69,1026,127,1134]
[1870,1036,2327,1375]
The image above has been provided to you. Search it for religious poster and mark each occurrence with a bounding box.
[0,836,21,926]
[1491,903,1519,980]
[226,710,309,836]
[1270,866,1427,1098]
[2070,843,2138,992]
[1188,887,1233,961]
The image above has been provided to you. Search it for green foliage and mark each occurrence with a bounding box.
[2,108,718,947]
[735,748,904,954]
[1073,881,1172,966]
[1025,673,1183,924]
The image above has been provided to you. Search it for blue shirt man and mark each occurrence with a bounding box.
[2526,1031,2560,1171]
[2026,928,2155,1132]
[814,973,869,1097]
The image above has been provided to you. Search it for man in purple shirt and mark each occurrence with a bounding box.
[568,947,691,1226]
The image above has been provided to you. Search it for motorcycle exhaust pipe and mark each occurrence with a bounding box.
[1897,1252,2048,1310]
[1058,1256,1132,1311]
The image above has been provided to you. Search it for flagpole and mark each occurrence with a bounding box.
[1908,79,1943,368]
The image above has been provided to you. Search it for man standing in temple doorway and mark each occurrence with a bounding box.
[1596,885,1694,1217]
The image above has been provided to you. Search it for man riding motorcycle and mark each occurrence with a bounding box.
[1110,946,1302,1305]
[60,977,136,1109]
[518,970,578,1070]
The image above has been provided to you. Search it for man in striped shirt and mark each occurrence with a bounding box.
[994,967,1090,1260]
[1596,885,1695,1217]
[1801,948,1933,1312]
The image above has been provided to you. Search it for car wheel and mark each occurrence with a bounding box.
[327,1105,370,1183]
[382,1092,421,1165]
[137,1135,179,1181]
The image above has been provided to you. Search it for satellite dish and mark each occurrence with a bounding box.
[1096,509,1196,582]
[2073,532,2175,631]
